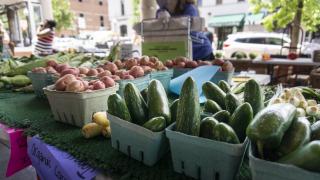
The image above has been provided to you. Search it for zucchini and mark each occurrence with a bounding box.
[200,117,219,140]
[204,100,222,114]
[225,93,241,114]
[107,94,131,122]
[213,123,240,144]
[143,117,166,132]
[140,88,148,103]
[202,81,226,109]
[311,121,320,140]
[212,110,230,124]
[176,77,201,136]
[244,79,265,116]
[170,99,179,124]
[218,80,231,93]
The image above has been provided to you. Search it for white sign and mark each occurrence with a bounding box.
[78,17,86,29]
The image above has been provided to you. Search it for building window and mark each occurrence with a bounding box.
[100,16,104,27]
[216,0,222,5]
[120,25,128,36]
[99,0,103,6]
[79,13,84,17]
[121,0,125,16]
[79,0,82,2]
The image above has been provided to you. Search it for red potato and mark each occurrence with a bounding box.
[93,80,106,90]
[115,70,129,79]
[98,70,112,78]
[89,79,98,85]
[129,66,145,78]
[79,67,90,75]
[222,61,234,72]
[86,89,93,92]
[114,60,124,69]
[140,56,150,66]
[55,74,77,91]
[185,61,198,68]
[148,62,155,68]
[32,67,47,73]
[79,74,87,78]
[61,68,79,77]
[110,75,121,81]
[66,80,85,92]
[87,69,99,77]
[100,76,115,88]
[165,60,173,68]
[149,56,159,63]
[174,57,187,64]
[55,64,70,73]
[141,66,153,73]
[46,66,58,74]
[212,59,225,66]
[160,66,168,71]
[198,60,212,66]
[154,61,165,70]
[122,75,135,80]
[81,80,89,90]
[125,59,138,70]
[175,62,186,68]
[103,63,118,74]
[46,60,58,68]
[97,67,104,73]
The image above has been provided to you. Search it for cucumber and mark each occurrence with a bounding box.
[176,77,201,136]
[204,100,222,114]
[246,103,296,158]
[143,117,166,132]
[218,80,231,93]
[232,82,245,94]
[225,93,241,114]
[107,94,131,122]
[212,110,230,124]
[244,79,265,116]
[170,99,179,124]
[311,121,320,140]
[213,123,240,144]
[276,117,311,158]
[229,102,253,142]
[124,83,148,125]
[147,80,171,125]
[140,88,148,103]
[202,81,226,109]
[200,117,219,139]
[278,141,320,172]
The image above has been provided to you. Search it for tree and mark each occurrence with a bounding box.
[52,0,74,32]
[132,0,141,24]
[249,0,320,52]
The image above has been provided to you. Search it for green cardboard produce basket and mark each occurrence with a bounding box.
[150,69,173,92]
[166,123,248,180]
[249,144,320,180]
[44,84,119,127]
[107,114,168,166]
[117,75,150,97]
[27,71,57,98]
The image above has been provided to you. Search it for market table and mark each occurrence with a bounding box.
[0,91,251,180]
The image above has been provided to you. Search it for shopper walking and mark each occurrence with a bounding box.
[34,20,56,56]
[0,20,12,60]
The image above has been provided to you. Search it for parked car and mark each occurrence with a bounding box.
[222,33,296,58]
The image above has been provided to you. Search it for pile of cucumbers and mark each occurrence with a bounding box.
[107,79,173,132]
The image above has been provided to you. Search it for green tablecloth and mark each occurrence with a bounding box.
[0,92,250,180]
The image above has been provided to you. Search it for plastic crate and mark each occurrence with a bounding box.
[27,72,56,98]
[249,143,320,180]
[44,84,119,127]
[173,68,191,78]
[150,69,173,92]
[107,114,169,166]
[166,123,248,180]
[117,75,150,97]
[210,70,234,84]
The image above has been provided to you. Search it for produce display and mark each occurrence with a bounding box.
[82,112,111,138]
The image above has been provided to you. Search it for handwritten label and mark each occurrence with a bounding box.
[27,136,96,180]
[0,123,32,177]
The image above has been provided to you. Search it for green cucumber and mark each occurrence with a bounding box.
[278,141,320,172]
[170,99,179,124]
[199,117,219,139]
[246,103,296,158]
[124,83,148,125]
[143,117,166,132]
[140,88,148,103]
[203,81,226,109]
[225,93,241,114]
[213,123,240,144]
[107,94,131,122]
[176,77,201,136]
[218,80,231,93]
[204,100,222,114]
[244,79,265,115]
[212,110,230,123]
[232,82,245,94]
[229,102,253,142]
[147,80,171,125]
[311,121,320,140]
[276,117,311,158]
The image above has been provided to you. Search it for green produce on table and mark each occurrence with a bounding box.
[147,80,171,125]
[229,102,253,142]
[176,77,200,136]
[170,99,179,123]
[311,121,320,140]
[203,99,222,114]
[13,85,34,93]
[218,80,231,93]
[107,42,120,61]
[202,81,226,109]
[246,103,296,158]
[143,117,166,132]
[276,117,311,158]
[225,93,241,114]
[124,83,148,125]
[107,94,132,122]
[0,75,31,86]
[212,110,230,124]
[300,87,320,103]
[213,122,240,144]
[0,82,4,89]
[244,79,265,116]
[231,82,245,94]
[140,88,148,103]
[278,141,320,172]
[200,117,219,139]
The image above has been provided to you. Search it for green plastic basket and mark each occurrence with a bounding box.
[166,123,248,180]
[249,143,320,180]
[150,69,173,92]
[44,84,119,127]
[108,114,168,166]
[27,71,57,98]
[117,75,150,97]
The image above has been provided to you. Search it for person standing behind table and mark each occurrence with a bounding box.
[0,20,12,60]
[156,0,214,60]
[34,20,56,56]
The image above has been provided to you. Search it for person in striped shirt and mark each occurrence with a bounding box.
[34,20,56,56]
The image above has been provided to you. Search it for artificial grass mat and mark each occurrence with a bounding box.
[0,92,251,180]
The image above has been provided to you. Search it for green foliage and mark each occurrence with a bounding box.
[52,0,74,32]
[249,0,320,32]
[132,0,141,24]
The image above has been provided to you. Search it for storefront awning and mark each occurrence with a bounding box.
[245,13,265,25]
[208,14,245,28]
